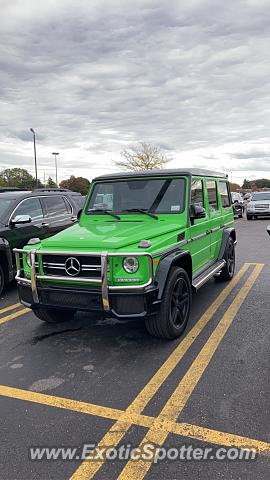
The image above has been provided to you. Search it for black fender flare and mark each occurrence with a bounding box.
[154,250,192,300]
[0,237,14,282]
[218,228,236,261]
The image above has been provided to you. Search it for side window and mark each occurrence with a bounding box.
[12,198,44,221]
[63,196,73,214]
[191,179,204,207]
[43,196,70,217]
[71,195,84,209]
[219,181,231,208]
[206,180,218,212]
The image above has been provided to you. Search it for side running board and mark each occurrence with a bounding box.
[192,260,226,291]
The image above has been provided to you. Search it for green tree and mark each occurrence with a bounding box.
[0,168,42,189]
[114,142,171,171]
[254,178,270,189]
[46,176,57,188]
[242,178,252,189]
[59,175,90,195]
[242,178,270,189]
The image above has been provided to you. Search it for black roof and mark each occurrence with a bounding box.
[0,189,80,199]
[0,191,32,198]
[93,168,228,181]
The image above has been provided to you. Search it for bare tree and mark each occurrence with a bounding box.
[114,142,171,171]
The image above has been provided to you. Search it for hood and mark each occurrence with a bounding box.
[250,199,270,205]
[41,219,183,250]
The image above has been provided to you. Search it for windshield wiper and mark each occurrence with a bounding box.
[124,208,158,220]
[88,209,121,220]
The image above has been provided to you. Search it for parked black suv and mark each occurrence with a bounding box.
[0,188,84,295]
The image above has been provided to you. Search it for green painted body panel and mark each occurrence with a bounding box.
[20,173,234,288]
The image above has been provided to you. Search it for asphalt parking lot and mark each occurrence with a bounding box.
[0,217,270,480]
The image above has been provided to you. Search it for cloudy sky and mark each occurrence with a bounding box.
[1,0,270,185]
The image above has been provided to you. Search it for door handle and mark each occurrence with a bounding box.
[41,222,49,228]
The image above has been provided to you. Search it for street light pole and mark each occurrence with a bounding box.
[52,152,59,186]
[30,128,38,187]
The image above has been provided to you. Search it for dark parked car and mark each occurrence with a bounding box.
[231,192,244,218]
[0,188,84,294]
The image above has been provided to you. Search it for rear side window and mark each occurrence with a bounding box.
[191,179,204,207]
[63,196,73,213]
[43,196,70,217]
[12,198,44,220]
[72,195,84,208]
[219,181,231,208]
[206,180,218,212]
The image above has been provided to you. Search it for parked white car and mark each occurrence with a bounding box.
[247,192,270,220]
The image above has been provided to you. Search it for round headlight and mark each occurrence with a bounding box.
[123,256,139,274]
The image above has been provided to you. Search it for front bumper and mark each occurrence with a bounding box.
[249,211,270,216]
[17,282,161,318]
[14,248,160,318]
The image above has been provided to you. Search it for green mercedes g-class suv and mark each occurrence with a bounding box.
[15,168,236,339]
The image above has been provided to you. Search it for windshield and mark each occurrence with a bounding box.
[87,178,186,215]
[251,193,270,201]
[0,198,14,220]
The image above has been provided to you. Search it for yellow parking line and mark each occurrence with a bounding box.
[70,263,250,480]
[0,384,154,428]
[0,303,21,316]
[0,385,129,423]
[1,385,270,457]
[117,263,264,480]
[0,308,30,325]
[171,422,270,455]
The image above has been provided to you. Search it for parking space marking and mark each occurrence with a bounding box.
[1,385,270,458]
[0,307,30,325]
[70,263,250,480]
[0,303,22,316]
[0,385,135,424]
[117,263,264,480]
[171,422,270,455]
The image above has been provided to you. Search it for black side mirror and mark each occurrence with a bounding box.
[190,204,206,220]
[267,226,270,236]
[77,209,82,220]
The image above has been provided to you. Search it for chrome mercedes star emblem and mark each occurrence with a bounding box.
[65,257,81,276]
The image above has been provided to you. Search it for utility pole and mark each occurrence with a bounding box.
[30,128,38,187]
[52,152,59,186]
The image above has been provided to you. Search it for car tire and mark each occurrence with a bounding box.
[216,237,235,282]
[247,214,252,220]
[238,211,243,218]
[32,308,75,323]
[0,263,5,296]
[145,267,191,339]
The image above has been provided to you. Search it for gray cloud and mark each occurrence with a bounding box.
[1,0,270,183]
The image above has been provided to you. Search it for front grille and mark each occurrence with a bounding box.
[41,254,101,279]
[255,204,270,210]
[40,290,102,310]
